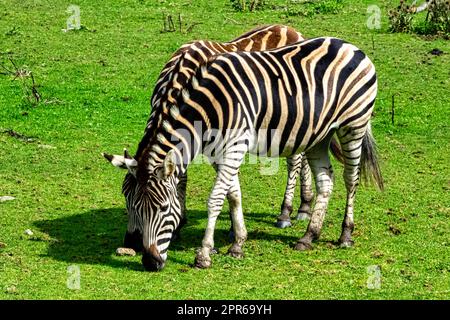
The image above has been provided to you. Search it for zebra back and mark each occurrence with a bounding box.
[162,37,378,163]
[147,25,304,135]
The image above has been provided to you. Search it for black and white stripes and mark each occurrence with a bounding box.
[117,25,310,253]
[105,34,383,271]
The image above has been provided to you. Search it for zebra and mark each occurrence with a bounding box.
[152,26,342,230]
[104,36,383,271]
[104,25,338,253]
[149,24,313,232]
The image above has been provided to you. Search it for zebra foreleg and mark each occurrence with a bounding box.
[295,143,334,251]
[123,229,143,252]
[276,155,301,228]
[172,171,188,241]
[195,152,246,269]
[211,163,236,242]
[123,211,143,252]
[296,154,315,221]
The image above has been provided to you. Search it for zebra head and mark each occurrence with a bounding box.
[103,149,180,271]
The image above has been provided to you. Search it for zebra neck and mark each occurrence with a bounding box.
[149,112,204,176]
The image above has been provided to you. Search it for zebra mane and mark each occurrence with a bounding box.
[151,41,219,112]
[142,40,230,164]
[150,43,192,102]
[138,25,306,176]
[147,40,222,130]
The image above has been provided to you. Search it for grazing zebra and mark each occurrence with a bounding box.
[105,25,329,252]
[152,26,343,231]
[105,36,383,271]
[149,24,313,232]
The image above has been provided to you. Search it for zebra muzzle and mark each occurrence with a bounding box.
[142,244,165,271]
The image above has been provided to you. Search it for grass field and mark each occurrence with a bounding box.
[0,0,449,299]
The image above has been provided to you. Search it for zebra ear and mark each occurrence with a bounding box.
[162,149,177,179]
[102,152,127,169]
[102,149,137,172]
[123,148,138,170]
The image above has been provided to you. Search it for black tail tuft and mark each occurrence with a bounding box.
[360,124,384,191]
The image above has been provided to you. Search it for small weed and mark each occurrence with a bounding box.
[389,0,450,36]
[0,55,41,106]
[229,0,344,16]
[388,1,415,33]
[161,13,201,34]
[5,26,20,36]
[285,0,344,17]
[230,0,267,12]
[415,0,450,36]
[62,24,96,33]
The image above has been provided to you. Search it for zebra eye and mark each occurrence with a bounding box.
[160,204,169,212]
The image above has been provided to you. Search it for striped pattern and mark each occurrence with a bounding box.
[122,25,310,253]
[280,153,315,222]
[133,36,382,270]
[150,24,304,118]
[162,37,377,160]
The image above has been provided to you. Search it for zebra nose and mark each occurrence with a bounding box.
[142,244,165,271]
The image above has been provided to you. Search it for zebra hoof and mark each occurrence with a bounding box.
[228,244,244,259]
[296,211,311,221]
[194,256,212,269]
[339,239,354,248]
[294,241,313,251]
[275,220,292,229]
[228,250,244,259]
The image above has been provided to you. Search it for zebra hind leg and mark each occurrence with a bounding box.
[276,155,301,228]
[295,141,334,251]
[296,153,315,221]
[226,175,247,259]
[336,124,369,247]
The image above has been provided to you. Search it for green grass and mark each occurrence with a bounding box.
[0,0,449,299]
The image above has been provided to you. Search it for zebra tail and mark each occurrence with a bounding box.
[329,135,345,164]
[360,123,384,191]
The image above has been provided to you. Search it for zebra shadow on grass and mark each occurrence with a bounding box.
[170,210,301,253]
[33,207,145,271]
[33,208,299,271]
